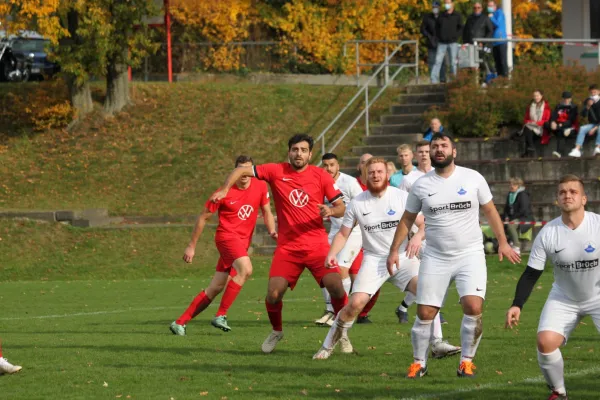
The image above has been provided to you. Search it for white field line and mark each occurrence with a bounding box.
[399,366,600,400]
[0,297,317,321]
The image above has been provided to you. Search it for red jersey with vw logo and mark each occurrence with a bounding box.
[205,179,270,242]
[253,163,343,250]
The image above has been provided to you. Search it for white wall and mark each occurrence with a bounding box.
[562,0,597,70]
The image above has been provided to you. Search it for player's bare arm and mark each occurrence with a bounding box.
[325,225,352,268]
[210,166,255,203]
[481,200,521,264]
[262,203,278,240]
[387,210,418,274]
[505,266,544,328]
[183,208,215,263]
[318,198,345,218]
[406,214,425,259]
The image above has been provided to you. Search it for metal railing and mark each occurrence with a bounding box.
[343,39,419,87]
[314,40,419,165]
[473,37,600,68]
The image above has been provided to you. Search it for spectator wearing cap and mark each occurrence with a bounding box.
[421,1,447,83]
[431,0,463,84]
[423,117,445,141]
[545,91,578,158]
[568,84,600,157]
[519,89,551,158]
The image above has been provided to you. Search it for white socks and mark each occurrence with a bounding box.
[342,277,352,296]
[322,314,354,349]
[538,348,566,395]
[411,317,433,367]
[431,313,443,343]
[322,288,334,313]
[323,278,351,313]
[460,314,483,363]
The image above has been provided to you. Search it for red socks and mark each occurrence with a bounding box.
[331,292,348,316]
[359,289,380,318]
[265,299,283,331]
[176,291,212,325]
[216,280,242,317]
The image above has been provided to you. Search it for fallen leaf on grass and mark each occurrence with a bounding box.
[380,373,389,377]
[300,389,308,395]
[368,346,376,350]
[116,396,122,398]
[200,392,208,396]
[103,382,108,388]
[335,389,341,393]
[496,370,503,375]
[326,384,331,388]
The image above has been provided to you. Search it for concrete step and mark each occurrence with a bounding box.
[391,103,442,114]
[489,179,600,205]
[381,114,424,125]
[397,93,446,104]
[372,123,423,135]
[457,157,600,181]
[405,84,447,94]
[361,134,423,147]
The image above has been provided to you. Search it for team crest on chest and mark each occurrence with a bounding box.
[237,205,254,220]
[457,187,467,196]
[585,242,596,253]
[289,189,309,208]
[387,209,396,216]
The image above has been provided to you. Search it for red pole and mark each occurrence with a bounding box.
[165,0,172,83]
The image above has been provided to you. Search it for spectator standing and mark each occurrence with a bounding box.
[423,118,445,141]
[520,89,551,158]
[389,144,415,188]
[463,2,495,83]
[546,91,578,158]
[501,177,534,255]
[421,1,447,83]
[431,0,463,84]
[568,84,600,157]
[487,1,508,77]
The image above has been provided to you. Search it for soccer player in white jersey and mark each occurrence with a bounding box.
[315,153,364,326]
[313,157,460,360]
[387,132,520,378]
[505,175,600,400]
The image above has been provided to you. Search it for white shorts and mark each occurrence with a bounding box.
[351,253,419,296]
[336,234,362,268]
[416,251,487,307]
[538,286,600,342]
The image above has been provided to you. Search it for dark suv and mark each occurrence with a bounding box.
[0,37,60,81]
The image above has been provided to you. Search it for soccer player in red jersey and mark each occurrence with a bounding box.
[0,340,22,375]
[211,134,349,353]
[170,155,276,335]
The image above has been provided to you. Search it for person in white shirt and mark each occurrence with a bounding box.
[313,157,460,360]
[315,153,364,327]
[388,132,520,378]
[506,175,600,400]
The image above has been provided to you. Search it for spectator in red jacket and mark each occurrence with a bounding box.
[545,91,578,158]
[519,89,551,158]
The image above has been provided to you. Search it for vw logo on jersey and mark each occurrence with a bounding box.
[289,189,309,208]
[237,205,254,220]
[585,242,596,253]
[457,187,467,196]
[387,209,396,215]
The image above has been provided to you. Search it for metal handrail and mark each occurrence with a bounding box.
[314,40,419,165]
[473,37,600,65]
[343,40,412,87]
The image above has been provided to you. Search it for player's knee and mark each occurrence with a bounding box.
[416,306,438,321]
[348,296,368,314]
[537,331,563,353]
[237,266,253,280]
[266,289,284,303]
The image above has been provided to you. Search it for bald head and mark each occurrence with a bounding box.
[358,153,373,171]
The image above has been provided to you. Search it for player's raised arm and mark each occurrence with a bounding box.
[481,200,521,264]
[387,210,419,274]
[210,166,255,203]
[183,207,215,263]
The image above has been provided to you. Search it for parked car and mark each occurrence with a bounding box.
[0,33,60,82]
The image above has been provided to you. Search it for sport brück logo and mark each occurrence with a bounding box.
[289,189,309,208]
[237,205,254,220]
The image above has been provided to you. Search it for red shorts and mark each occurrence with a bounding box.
[349,249,364,275]
[215,257,238,277]
[215,237,250,267]
[269,245,340,290]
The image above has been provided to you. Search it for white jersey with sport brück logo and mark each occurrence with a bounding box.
[342,186,409,257]
[406,165,493,259]
[398,168,427,193]
[326,172,363,241]
[528,211,600,303]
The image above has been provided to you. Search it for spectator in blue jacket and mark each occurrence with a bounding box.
[423,118,444,141]
[487,1,508,77]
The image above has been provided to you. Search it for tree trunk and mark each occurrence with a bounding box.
[103,57,130,115]
[66,75,93,116]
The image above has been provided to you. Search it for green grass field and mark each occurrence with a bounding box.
[1,222,599,399]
